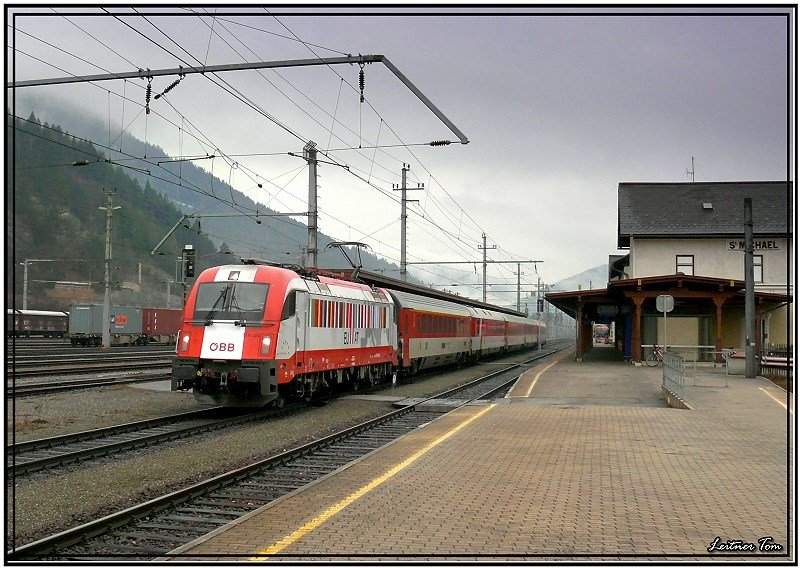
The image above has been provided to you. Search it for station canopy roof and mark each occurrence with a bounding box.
[546,274,791,318]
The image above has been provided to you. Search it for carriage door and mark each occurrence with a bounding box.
[294,291,308,369]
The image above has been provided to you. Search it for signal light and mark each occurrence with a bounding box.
[261,336,272,354]
[180,332,191,352]
[183,245,195,278]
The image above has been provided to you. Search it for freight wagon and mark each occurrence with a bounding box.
[6,309,69,337]
[67,304,182,346]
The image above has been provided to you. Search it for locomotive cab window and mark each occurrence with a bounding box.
[194,282,269,322]
[281,291,297,320]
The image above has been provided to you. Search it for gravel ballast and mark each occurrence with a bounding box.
[7,346,563,546]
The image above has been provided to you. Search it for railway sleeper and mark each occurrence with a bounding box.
[208,491,281,503]
[135,522,209,534]
[174,507,250,517]
[82,542,169,555]
[159,515,231,526]
[295,453,352,462]
[205,486,269,496]
[116,532,195,544]
[282,461,340,470]
[313,450,365,459]
[251,474,314,485]
[241,480,304,490]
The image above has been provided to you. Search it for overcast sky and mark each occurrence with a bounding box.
[7,6,793,303]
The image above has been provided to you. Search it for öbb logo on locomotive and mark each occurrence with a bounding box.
[171,263,546,408]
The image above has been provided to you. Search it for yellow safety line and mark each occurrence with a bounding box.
[510,351,571,398]
[759,387,790,412]
[250,404,497,559]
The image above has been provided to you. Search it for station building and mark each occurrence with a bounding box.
[547,181,793,362]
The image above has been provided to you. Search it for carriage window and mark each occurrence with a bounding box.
[281,291,297,320]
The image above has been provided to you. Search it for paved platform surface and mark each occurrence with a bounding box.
[168,347,791,561]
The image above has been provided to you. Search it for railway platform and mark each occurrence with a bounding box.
[167,347,791,561]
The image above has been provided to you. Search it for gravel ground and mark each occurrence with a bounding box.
[7,345,566,546]
[7,384,200,443]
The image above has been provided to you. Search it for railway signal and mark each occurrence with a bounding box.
[183,245,196,278]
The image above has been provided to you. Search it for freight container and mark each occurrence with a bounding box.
[68,304,144,346]
[142,307,182,343]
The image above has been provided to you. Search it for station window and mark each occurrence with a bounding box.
[754,255,763,283]
[676,255,694,276]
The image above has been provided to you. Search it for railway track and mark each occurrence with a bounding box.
[7,357,174,378]
[7,372,172,397]
[10,345,174,359]
[6,405,293,477]
[6,340,170,356]
[9,341,573,560]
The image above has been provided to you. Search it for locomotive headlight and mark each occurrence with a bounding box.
[180,332,191,352]
[260,335,272,354]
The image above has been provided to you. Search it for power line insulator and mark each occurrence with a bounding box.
[359,64,365,103]
[145,77,152,114]
[429,140,451,146]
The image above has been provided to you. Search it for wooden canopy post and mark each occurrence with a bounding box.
[631,295,644,363]
[576,297,584,361]
[713,296,725,363]
[755,300,762,361]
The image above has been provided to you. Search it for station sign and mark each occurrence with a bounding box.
[596,305,619,317]
[727,240,781,251]
[656,295,674,313]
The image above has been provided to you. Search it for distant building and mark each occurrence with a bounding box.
[612,181,791,295]
[549,181,793,362]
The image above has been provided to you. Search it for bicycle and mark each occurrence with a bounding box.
[645,346,666,367]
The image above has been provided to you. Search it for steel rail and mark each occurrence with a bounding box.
[7,373,172,397]
[10,354,173,367]
[8,405,300,477]
[9,407,224,454]
[8,360,172,377]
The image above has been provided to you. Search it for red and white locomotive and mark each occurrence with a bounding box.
[172,262,545,407]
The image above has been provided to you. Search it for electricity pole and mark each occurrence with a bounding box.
[394,164,422,281]
[20,259,54,310]
[99,190,121,349]
[478,233,497,303]
[22,260,28,311]
[537,276,542,316]
[744,198,756,378]
[514,262,523,312]
[304,141,318,268]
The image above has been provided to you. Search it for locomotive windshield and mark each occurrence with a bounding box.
[193,282,270,322]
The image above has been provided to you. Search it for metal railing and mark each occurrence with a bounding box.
[760,343,793,382]
[641,344,725,364]
[663,351,685,400]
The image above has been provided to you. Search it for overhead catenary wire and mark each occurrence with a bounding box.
[259,14,499,257]
[14,15,531,305]
[14,18,487,260]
